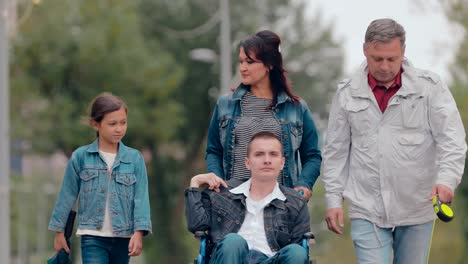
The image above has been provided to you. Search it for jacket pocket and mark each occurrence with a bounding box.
[398,133,425,145]
[218,116,230,149]
[115,171,136,198]
[78,169,100,222]
[346,100,371,135]
[396,133,426,160]
[274,226,292,247]
[212,206,236,237]
[79,169,99,193]
[401,95,426,129]
[289,122,304,151]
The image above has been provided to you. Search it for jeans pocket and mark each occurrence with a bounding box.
[350,219,393,264]
[351,219,391,249]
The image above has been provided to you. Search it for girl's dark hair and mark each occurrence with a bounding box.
[239,30,300,105]
[88,92,127,136]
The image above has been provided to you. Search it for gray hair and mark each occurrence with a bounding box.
[364,18,406,48]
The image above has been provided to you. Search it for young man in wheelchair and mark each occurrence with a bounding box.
[185,131,310,263]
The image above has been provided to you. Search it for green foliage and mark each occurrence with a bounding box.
[443,1,468,262]
[11,0,184,155]
[269,1,344,119]
[10,174,58,261]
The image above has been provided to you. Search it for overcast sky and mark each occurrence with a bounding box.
[307,0,464,83]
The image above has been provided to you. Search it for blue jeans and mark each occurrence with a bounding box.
[351,219,434,264]
[209,233,308,264]
[81,235,131,264]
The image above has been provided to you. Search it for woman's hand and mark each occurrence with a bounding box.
[294,186,312,201]
[54,232,70,253]
[128,231,144,256]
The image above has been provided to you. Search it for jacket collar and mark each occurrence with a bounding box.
[224,178,287,210]
[350,59,423,99]
[225,179,287,210]
[233,84,290,105]
[86,139,132,163]
[229,179,286,201]
[399,60,424,96]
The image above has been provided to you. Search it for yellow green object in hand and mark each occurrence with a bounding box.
[432,196,454,222]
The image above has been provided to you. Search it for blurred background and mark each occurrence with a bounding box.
[0,0,467,263]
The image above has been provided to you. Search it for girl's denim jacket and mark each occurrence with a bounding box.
[206,84,322,189]
[48,140,152,236]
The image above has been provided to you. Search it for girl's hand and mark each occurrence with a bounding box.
[128,231,144,256]
[54,232,70,253]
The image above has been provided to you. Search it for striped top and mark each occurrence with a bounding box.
[231,92,282,184]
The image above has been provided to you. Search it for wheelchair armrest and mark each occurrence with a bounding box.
[304,232,315,240]
[304,232,316,245]
[194,231,209,240]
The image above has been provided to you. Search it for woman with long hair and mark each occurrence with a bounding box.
[206,30,322,199]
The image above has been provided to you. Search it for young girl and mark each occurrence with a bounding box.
[48,92,152,263]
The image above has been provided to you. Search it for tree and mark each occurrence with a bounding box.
[441,1,468,262]
[267,1,344,120]
[12,0,184,155]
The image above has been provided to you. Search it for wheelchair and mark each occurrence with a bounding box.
[193,231,316,264]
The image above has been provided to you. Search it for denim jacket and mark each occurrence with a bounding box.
[185,179,310,251]
[206,84,322,189]
[48,140,152,236]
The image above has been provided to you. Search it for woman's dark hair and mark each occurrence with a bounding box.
[239,30,300,105]
[88,92,127,136]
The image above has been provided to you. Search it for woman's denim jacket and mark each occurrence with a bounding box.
[48,140,152,236]
[206,84,322,189]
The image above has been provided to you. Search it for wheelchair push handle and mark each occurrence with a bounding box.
[194,231,209,239]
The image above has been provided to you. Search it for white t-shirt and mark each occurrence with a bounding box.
[76,150,116,237]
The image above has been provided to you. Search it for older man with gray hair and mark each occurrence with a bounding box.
[322,18,466,263]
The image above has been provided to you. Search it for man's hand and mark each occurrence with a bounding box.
[190,173,228,192]
[325,208,344,235]
[54,232,70,253]
[128,231,143,256]
[431,184,454,203]
[294,186,312,201]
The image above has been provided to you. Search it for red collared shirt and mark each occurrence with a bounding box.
[368,69,403,112]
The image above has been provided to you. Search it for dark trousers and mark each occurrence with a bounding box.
[81,235,130,264]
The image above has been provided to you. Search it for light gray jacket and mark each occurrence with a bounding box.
[322,59,467,227]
